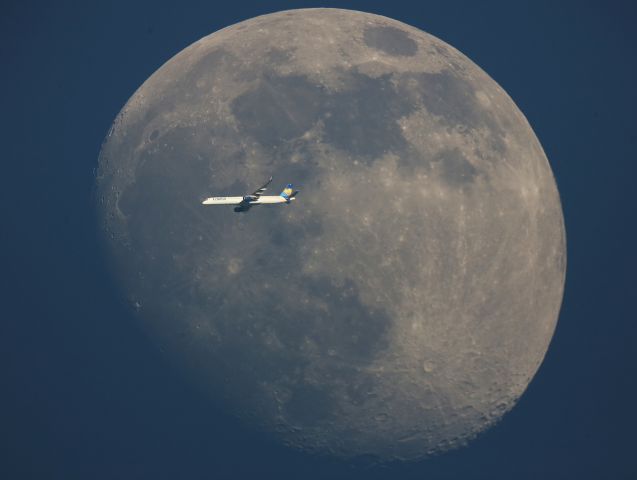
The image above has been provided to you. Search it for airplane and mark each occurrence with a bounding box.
[201,177,299,212]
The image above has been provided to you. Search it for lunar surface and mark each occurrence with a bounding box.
[96,9,566,461]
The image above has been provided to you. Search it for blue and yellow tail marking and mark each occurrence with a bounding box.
[280,183,294,201]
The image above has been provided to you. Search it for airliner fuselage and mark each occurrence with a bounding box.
[201,177,298,212]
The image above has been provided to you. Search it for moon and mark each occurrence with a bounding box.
[96,8,566,461]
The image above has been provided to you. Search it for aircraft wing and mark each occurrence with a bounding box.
[201,176,273,207]
[251,176,273,198]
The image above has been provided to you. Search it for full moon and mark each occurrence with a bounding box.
[96,9,566,461]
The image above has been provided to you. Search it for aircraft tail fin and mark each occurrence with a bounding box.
[280,183,298,202]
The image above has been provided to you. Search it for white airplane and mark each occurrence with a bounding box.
[201,177,299,212]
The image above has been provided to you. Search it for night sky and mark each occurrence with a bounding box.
[2,1,636,479]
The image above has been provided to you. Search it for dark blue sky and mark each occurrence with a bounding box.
[2,1,636,478]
